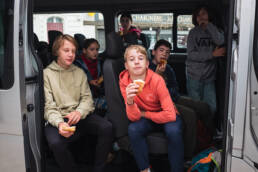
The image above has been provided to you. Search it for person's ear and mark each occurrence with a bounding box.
[146,60,149,68]
[152,49,155,56]
[125,62,128,70]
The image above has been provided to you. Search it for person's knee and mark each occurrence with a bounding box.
[128,123,144,139]
[48,138,66,151]
[98,120,113,136]
[128,123,138,136]
[165,124,182,140]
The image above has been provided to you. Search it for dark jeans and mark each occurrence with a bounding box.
[128,116,184,172]
[45,114,113,172]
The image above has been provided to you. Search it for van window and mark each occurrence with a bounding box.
[33,12,105,51]
[177,15,194,49]
[0,0,14,89]
[118,13,173,50]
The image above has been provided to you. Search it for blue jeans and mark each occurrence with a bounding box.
[186,76,217,116]
[128,116,184,172]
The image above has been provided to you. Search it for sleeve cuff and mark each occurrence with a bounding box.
[53,118,64,128]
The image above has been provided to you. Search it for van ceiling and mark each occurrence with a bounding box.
[33,0,216,13]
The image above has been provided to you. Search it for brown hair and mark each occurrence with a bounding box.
[52,34,78,57]
[192,5,213,26]
[124,45,148,61]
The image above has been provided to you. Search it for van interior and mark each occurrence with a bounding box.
[26,0,233,171]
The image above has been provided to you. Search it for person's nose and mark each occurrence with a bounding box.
[68,50,73,57]
[134,58,139,64]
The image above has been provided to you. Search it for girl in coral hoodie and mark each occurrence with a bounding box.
[119,45,184,172]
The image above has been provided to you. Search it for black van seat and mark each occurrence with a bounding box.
[74,33,86,56]
[48,30,62,51]
[37,41,52,68]
[139,33,150,49]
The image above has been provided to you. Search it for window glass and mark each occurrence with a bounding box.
[118,13,173,50]
[177,15,194,49]
[0,0,14,89]
[33,12,105,52]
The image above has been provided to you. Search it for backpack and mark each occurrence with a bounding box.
[188,147,222,172]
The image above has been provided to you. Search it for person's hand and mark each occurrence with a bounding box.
[90,80,100,87]
[126,83,139,105]
[212,47,226,57]
[58,122,74,138]
[64,111,81,125]
[199,19,208,27]
[156,62,166,75]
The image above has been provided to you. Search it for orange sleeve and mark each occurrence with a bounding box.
[144,77,177,123]
[119,81,142,121]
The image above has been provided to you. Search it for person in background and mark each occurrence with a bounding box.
[119,45,184,172]
[74,38,107,115]
[44,34,113,172]
[118,12,146,49]
[119,12,141,41]
[186,6,225,119]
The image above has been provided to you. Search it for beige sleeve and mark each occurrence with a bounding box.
[76,71,95,119]
[43,70,64,128]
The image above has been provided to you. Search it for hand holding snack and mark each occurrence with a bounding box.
[58,122,74,138]
[156,59,167,74]
[97,76,104,84]
[125,83,139,105]
[133,79,145,94]
[62,126,76,132]
[159,59,167,66]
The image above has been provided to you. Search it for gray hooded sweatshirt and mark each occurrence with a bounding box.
[186,23,224,81]
[44,61,95,128]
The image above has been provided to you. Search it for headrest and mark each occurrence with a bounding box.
[139,33,150,49]
[38,41,49,52]
[105,31,124,59]
[33,33,40,50]
[48,30,62,49]
[74,33,86,51]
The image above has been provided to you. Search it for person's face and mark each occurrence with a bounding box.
[83,42,99,60]
[196,8,209,26]
[152,45,170,64]
[125,49,149,77]
[57,40,76,69]
[120,16,132,31]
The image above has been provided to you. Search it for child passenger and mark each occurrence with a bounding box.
[74,38,107,114]
[186,6,225,116]
[44,34,113,172]
[119,45,184,172]
[119,12,141,41]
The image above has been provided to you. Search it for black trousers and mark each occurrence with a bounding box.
[45,113,113,172]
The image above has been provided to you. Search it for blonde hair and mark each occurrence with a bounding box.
[52,34,78,57]
[124,45,148,61]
